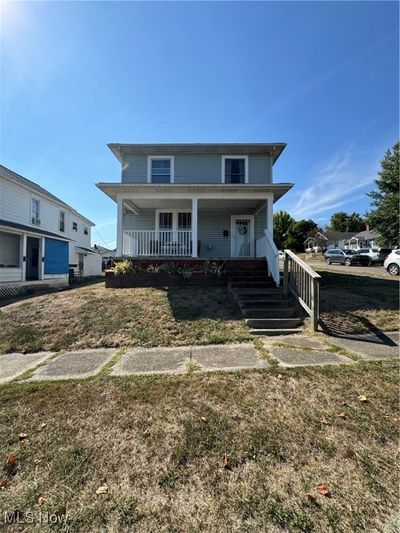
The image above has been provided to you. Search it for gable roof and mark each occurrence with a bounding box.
[0,164,95,226]
[304,231,356,244]
[108,143,286,164]
[351,229,381,240]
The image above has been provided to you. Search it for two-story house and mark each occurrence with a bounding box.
[97,143,293,281]
[0,165,101,296]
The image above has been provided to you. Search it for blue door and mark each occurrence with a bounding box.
[44,238,69,275]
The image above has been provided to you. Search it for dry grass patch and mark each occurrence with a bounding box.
[0,363,398,531]
[0,283,250,354]
[317,270,399,334]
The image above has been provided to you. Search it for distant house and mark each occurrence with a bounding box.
[0,165,101,296]
[304,231,355,252]
[344,229,381,250]
[93,245,116,268]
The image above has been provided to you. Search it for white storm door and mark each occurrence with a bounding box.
[231,216,254,257]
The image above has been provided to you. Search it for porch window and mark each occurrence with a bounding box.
[222,156,248,184]
[159,212,173,230]
[0,231,21,268]
[178,212,192,229]
[149,157,174,183]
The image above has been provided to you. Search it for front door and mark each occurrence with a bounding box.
[231,216,254,257]
[26,237,40,280]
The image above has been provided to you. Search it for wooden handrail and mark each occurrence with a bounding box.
[283,250,321,331]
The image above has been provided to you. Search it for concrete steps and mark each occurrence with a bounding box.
[229,270,304,336]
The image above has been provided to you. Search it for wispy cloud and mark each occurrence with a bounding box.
[286,145,379,220]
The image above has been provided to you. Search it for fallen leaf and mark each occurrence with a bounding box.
[344,448,355,459]
[307,493,317,503]
[19,433,28,441]
[340,400,348,406]
[200,417,207,422]
[37,496,46,506]
[277,374,283,380]
[39,423,47,430]
[316,483,331,497]
[96,485,108,495]
[33,458,42,465]
[358,395,368,403]
[222,453,232,471]
[0,479,8,489]
[6,455,16,465]
[337,412,347,419]
[320,417,329,425]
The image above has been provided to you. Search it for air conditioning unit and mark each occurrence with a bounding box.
[32,217,41,225]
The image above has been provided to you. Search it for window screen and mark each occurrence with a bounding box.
[0,231,20,267]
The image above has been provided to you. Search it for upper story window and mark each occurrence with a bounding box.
[222,156,248,184]
[72,222,78,232]
[59,211,65,232]
[148,156,174,184]
[31,198,40,224]
[84,227,89,235]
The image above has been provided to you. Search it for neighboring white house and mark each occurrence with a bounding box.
[304,231,355,252]
[0,165,101,296]
[343,229,381,250]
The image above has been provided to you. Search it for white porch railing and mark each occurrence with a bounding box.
[282,250,321,331]
[256,229,280,287]
[123,230,192,257]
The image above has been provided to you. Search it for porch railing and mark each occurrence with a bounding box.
[256,229,280,287]
[282,250,321,331]
[123,230,192,257]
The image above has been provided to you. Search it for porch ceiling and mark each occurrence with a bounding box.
[123,198,264,211]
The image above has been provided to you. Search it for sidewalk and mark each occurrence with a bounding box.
[0,332,398,384]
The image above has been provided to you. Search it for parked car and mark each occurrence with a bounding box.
[377,248,393,265]
[324,249,370,266]
[356,247,381,265]
[383,249,400,276]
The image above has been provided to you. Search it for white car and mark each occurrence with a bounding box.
[384,250,400,275]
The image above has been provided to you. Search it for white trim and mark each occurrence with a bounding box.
[147,155,175,184]
[230,215,255,258]
[31,195,41,225]
[191,198,198,258]
[155,208,192,231]
[221,155,249,184]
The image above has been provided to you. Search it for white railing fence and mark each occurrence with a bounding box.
[256,229,280,287]
[283,249,321,331]
[123,230,192,257]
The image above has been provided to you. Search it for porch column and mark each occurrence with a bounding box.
[266,196,273,236]
[40,236,45,280]
[191,197,198,258]
[21,233,27,281]
[116,196,123,257]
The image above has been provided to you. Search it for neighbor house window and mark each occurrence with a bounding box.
[59,211,65,232]
[72,222,78,231]
[0,231,21,268]
[84,227,89,235]
[31,198,40,224]
[222,156,248,184]
[148,156,174,183]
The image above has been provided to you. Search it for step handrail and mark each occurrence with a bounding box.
[282,250,321,331]
[264,230,280,287]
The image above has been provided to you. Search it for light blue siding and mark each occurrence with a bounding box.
[44,238,69,274]
[121,154,272,184]
[123,208,267,258]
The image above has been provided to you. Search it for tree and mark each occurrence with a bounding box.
[286,219,318,252]
[328,211,365,232]
[273,210,294,249]
[367,142,400,246]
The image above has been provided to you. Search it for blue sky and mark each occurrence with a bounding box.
[1,1,398,248]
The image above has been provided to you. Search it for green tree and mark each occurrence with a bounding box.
[328,211,365,232]
[286,219,318,252]
[273,210,294,249]
[367,142,400,246]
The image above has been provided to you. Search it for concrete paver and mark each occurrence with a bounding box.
[111,346,191,375]
[267,334,328,350]
[327,332,399,361]
[28,349,115,381]
[0,352,54,383]
[192,343,268,371]
[270,347,353,367]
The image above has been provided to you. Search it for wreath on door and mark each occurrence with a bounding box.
[238,225,248,235]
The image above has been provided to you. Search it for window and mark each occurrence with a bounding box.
[84,227,89,235]
[31,198,40,224]
[148,156,174,183]
[59,211,65,232]
[178,212,192,230]
[72,222,78,231]
[0,231,21,268]
[159,212,173,230]
[222,156,248,184]
[156,210,191,231]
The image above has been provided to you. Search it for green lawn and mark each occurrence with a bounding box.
[0,363,398,532]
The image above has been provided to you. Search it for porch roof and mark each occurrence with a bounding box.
[96,183,294,204]
[0,219,71,241]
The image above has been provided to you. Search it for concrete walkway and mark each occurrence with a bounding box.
[0,332,397,384]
